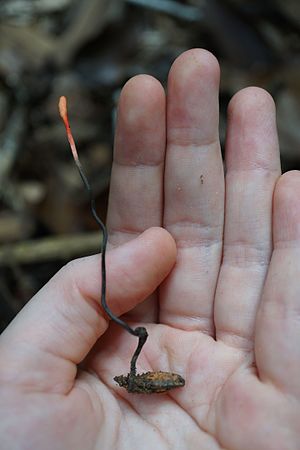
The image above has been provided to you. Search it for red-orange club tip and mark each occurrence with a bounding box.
[58,95,79,162]
[58,96,67,121]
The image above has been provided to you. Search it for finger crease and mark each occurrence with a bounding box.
[222,242,271,268]
[114,159,164,168]
[166,221,223,248]
[217,328,254,351]
[167,129,218,149]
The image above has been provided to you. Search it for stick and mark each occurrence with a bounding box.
[0,232,101,265]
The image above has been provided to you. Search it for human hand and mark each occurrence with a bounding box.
[1,49,299,450]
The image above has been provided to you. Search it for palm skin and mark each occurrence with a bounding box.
[1,49,300,450]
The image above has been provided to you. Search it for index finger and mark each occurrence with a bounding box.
[106,75,167,322]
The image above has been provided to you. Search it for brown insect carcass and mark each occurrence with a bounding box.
[114,371,185,394]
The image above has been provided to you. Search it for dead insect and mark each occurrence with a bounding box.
[59,96,185,394]
[114,371,185,394]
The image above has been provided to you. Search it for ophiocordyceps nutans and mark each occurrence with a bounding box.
[59,96,185,394]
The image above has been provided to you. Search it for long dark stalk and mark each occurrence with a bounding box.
[58,96,146,376]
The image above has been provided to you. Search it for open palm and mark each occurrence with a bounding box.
[1,49,300,450]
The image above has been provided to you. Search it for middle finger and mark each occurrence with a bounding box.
[160,49,224,334]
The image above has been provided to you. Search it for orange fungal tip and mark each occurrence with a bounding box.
[58,96,67,120]
[59,95,79,162]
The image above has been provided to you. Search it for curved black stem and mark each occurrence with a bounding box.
[130,327,148,376]
[74,159,141,338]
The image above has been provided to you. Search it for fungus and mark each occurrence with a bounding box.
[59,96,185,393]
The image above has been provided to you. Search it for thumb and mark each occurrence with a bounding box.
[0,227,176,393]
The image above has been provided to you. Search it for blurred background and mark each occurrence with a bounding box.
[1,0,300,331]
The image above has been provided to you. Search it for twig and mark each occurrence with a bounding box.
[0,231,101,265]
[0,105,26,187]
[126,0,202,22]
